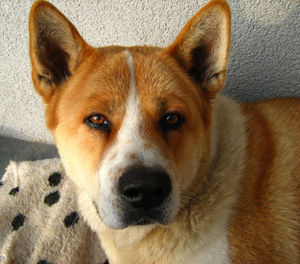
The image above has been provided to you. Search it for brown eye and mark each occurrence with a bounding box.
[160,112,185,131]
[165,114,179,125]
[85,113,110,132]
[90,115,105,125]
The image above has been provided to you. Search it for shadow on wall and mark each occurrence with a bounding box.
[223,0,300,102]
[0,123,53,144]
[0,135,58,177]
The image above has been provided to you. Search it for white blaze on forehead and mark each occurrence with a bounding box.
[125,50,137,98]
[100,49,171,171]
[120,50,167,166]
[118,50,140,142]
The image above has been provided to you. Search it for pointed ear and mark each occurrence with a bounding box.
[29,1,90,102]
[166,0,231,99]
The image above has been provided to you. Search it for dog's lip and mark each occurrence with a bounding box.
[134,217,153,226]
[123,208,168,227]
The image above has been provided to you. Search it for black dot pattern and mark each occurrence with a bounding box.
[48,172,62,187]
[12,213,25,231]
[64,211,79,227]
[0,181,3,187]
[37,260,52,264]
[9,187,19,196]
[44,191,60,206]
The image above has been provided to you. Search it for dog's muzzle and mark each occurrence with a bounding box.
[118,165,172,226]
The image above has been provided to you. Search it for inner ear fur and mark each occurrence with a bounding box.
[29,0,90,101]
[166,0,231,99]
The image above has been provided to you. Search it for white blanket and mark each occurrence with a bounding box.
[0,159,107,264]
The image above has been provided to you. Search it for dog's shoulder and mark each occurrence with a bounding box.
[228,97,300,263]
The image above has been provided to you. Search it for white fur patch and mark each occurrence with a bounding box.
[188,229,229,264]
[96,50,176,228]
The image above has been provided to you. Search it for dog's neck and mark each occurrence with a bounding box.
[76,95,247,264]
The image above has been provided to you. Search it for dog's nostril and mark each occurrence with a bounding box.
[122,187,141,201]
[154,188,165,197]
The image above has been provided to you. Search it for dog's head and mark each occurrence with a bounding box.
[29,0,230,229]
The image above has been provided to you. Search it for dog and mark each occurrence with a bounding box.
[28,0,300,263]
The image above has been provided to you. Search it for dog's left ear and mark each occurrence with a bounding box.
[166,0,231,99]
[29,1,91,103]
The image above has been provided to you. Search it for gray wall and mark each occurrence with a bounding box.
[0,0,299,143]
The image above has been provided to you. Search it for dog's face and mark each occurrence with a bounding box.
[53,48,210,228]
[29,0,230,229]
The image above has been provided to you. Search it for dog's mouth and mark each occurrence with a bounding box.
[135,218,152,226]
[97,197,173,229]
[129,216,154,226]
[122,208,169,227]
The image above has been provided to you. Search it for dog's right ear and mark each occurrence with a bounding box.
[29,1,90,103]
[166,0,231,99]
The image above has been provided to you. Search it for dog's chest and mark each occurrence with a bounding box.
[186,233,229,264]
[104,227,229,264]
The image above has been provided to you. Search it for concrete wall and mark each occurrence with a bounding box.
[0,0,299,143]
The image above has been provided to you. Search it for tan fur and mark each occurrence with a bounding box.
[228,99,300,263]
[29,0,300,263]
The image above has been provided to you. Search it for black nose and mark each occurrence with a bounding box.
[118,166,171,210]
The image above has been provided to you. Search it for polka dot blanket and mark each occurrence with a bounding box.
[0,158,108,264]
